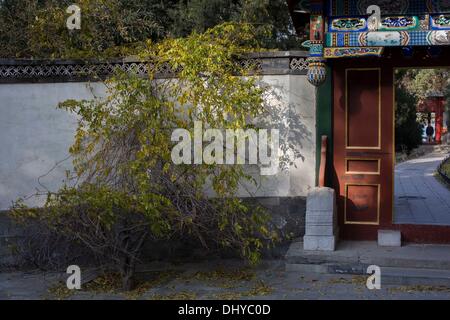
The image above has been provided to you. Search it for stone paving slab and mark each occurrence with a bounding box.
[394,148,450,225]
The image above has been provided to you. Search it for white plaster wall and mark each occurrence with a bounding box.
[235,75,316,198]
[0,75,316,210]
[287,75,317,196]
[0,82,107,209]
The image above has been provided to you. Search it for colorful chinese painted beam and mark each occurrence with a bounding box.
[326,30,450,47]
[329,16,424,32]
[324,47,384,58]
[328,14,450,33]
[431,14,450,29]
[328,0,450,16]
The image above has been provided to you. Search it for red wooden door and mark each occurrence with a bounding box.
[333,62,394,240]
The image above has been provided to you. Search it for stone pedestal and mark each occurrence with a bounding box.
[303,187,338,251]
[378,230,401,247]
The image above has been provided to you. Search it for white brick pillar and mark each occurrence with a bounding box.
[303,187,338,251]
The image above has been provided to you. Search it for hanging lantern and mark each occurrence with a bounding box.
[307,57,327,87]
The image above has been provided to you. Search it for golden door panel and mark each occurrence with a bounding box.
[345,158,380,175]
[344,184,380,225]
[345,69,381,149]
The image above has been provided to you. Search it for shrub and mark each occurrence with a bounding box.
[12,23,279,290]
[395,79,423,153]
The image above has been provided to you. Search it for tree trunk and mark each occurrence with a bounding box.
[121,262,135,291]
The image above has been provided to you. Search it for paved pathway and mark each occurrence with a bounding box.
[2,260,450,300]
[394,148,450,225]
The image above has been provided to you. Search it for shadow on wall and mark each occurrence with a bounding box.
[0,75,315,209]
[235,76,314,198]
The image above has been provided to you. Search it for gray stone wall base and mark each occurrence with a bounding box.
[1,196,308,267]
[250,196,306,240]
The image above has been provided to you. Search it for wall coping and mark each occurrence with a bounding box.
[0,51,309,83]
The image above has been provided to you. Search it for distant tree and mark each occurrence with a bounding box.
[0,0,175,58]
[169,0,241,37]
[399,69,449,102]
[239,0,302,49]
[170,0,301,49]
[443,84,450,132]
[399,68,450,137]
[395,70,423,153]
[0,0,303,59]
[0,0,40,58]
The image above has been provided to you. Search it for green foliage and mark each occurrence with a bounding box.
[0,0,40,58]
[169,0,241,37]
[0,0,175,59]
[240,0,304,49]
[395,86,423,152]
[395,70,423,153]
[170,0,301,50]
[441,159,450,178]
[445,87,450,129]
[399,69,449,102]
[13,24,278,280]
[32,0,172,59]
[0,0,302,59]
[397,68,450,131]
[395,68,450,152]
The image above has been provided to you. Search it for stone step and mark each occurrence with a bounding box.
[285,240,450,286]
[381,266,450,286]
[286,263,450,286]
[285,241,450,288]
[286,240,450,270]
